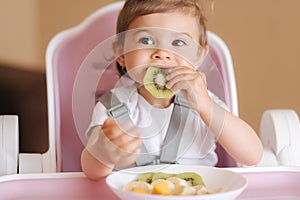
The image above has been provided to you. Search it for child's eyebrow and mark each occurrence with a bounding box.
[181,32,193,39]
[131,29,151,36]
[130,28,194,40]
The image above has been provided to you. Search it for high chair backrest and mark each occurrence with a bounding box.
[45,1,238,172]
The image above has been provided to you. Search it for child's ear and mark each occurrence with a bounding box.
[205,45,209,53]
[112,40,125,67]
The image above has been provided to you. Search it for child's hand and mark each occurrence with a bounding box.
[166,66,211,112]
[101,117,142,167]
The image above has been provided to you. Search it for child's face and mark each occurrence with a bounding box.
[117,12,204,83]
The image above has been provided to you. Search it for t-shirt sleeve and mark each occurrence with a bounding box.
[85,101,109,138]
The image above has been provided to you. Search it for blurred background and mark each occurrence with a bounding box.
[1,0,299,153]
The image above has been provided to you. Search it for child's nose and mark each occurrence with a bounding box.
[151,49,172,61]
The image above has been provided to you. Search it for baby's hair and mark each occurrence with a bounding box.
[115,0,209,76]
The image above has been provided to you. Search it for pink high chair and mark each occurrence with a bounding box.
[44,1,300,172]
[1,1,300,175]
[45,1,240,172]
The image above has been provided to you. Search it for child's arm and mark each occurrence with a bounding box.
[81,118,142,180]
[201,100,263,166]
[81,141,114,180]
[166,66,263,166]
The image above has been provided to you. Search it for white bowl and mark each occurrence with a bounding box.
[106,164,247,200]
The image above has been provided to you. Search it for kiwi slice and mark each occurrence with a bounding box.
[135,173,154,184]
[175,172,205,186]
[151,172,175,182]
[143,66,174,98]
[135,172,205,186]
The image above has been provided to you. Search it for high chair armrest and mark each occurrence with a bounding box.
[18,153,43,173]
[0,115,19,176]
[258,109,300,166]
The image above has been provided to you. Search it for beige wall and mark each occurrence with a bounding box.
[0,0,112,71]
[0,0,40,70]
[207,0,300,132]
[0,0,299,132]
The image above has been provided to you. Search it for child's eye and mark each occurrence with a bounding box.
[172,39,187,47]
[138,37,155,45]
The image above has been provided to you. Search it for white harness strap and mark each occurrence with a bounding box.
[99,91,191,166]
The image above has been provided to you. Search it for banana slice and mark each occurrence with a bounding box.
[123,181,153,194]
[167,177,196,195]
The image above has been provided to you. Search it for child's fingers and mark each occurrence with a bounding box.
[166,72,197,91]
[102,118,122,139]
[110,131,140,148]
[166,66,195,79]
[117,150,140,167]
[102,117,137,139]
[119,137,142,154]
[117,138,142,166]
[108,137,141,166]
[166,67,206,90]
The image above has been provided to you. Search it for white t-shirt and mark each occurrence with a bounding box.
[87,84,228,166]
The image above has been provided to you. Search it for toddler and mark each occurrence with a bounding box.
[81,0,263,180]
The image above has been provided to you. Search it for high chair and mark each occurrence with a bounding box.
[44,1,240,172]
[1,1,299,176]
